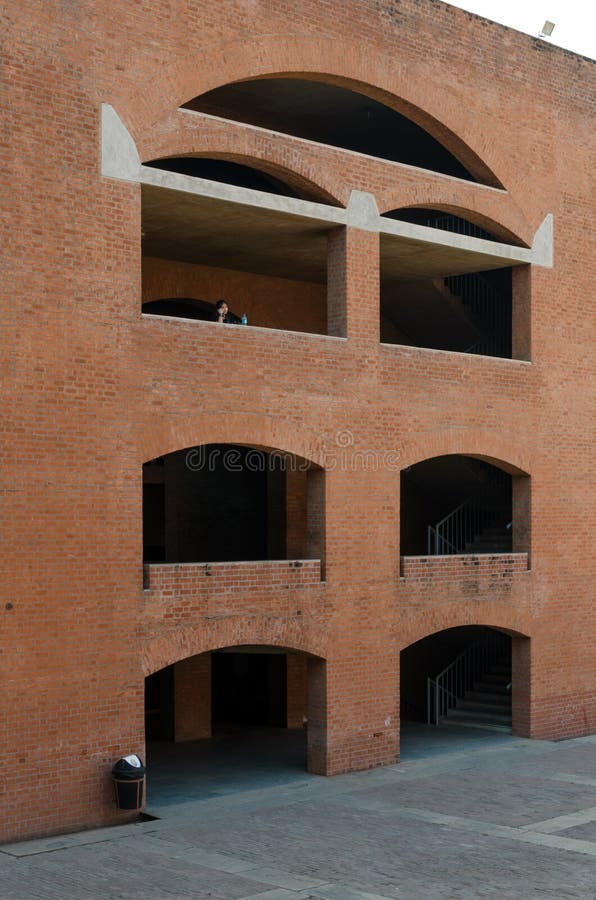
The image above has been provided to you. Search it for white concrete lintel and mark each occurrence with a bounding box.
[137,163,347,227]
[379,215,535,266]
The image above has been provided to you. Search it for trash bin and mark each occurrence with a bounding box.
[112,755,146,810]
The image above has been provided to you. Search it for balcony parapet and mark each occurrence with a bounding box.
[401,553,528,580]
[143,559,324,625]
[399,553,530,609]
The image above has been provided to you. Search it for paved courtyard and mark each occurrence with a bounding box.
[2,726,595,899]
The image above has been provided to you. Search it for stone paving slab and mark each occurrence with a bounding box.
[2,730,596,899]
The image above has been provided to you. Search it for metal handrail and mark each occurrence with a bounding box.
[445,272,509,358]
[422,215,509,356]
[427,630,509,725]
[427,468,509,555]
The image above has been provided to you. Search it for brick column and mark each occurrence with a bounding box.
[512,474,531,560]
[286,469,307,558]
[307,649,398,776]
[286,653,308,728]
[174,653,211,741]
[511,635,531,738]
[512,264,531,361]
[306,468,325,574]
[327,226,380,343]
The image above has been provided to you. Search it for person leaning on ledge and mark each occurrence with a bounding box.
[210,299,241,324]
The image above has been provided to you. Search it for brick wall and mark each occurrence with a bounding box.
[143,560,324,627]
[2,0,594,842]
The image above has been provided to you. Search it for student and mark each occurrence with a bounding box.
[211,299,241,324]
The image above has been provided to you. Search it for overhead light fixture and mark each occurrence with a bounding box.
[539,20,556,38]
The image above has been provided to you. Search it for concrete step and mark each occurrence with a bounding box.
[466,690,511,706]
[456,700,512,718]
[440,716,512,733]
[474,680,510,694]
[445,707,512,726]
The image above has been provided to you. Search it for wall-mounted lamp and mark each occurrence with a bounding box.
[539,20,556,38]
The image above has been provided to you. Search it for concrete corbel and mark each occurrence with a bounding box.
[101,103,142,181]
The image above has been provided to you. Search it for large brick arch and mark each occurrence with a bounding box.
[398,430,531,477]
[139,411,330,467]
[399,602,532,649]
[121,34,506,189]
[138,117,345,206]
[381,200,533,249]
[141,619,327,677]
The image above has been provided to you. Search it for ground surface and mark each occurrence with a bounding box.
[2,725,595,899]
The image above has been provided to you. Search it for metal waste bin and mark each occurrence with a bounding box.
[112,755,146,810]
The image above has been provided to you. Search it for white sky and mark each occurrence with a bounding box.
[444,0,595,60]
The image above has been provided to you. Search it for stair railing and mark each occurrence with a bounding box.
[427,469,509,555]
[427,630,510,725]
[446,272,509,358]
[421,213,510,357]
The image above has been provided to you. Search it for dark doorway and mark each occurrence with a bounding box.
[212,652,287,729]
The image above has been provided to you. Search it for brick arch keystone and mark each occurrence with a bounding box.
[121,34,507,189]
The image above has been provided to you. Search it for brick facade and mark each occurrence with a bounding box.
[1,0,594,842]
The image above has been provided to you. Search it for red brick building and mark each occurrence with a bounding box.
[2,0,594,842]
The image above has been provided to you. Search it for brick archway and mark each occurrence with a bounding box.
[399,608,532,739]
[142,624,327,678]
[380,201,533,249]
[399,433,531,477]
[139,412,329,468]
[120,35,505,189]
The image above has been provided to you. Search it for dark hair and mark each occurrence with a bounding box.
[215,299,228,310]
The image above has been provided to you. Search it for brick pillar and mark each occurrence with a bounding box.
[327,226,380,342]
[512,264,531,361]
[307,650,399,776]
[174,653,211,741]
[286,653,308,728]
[286,469,307,558]
[306,656,327,774]
[511,635,531,738]
[306,468,325,576]
[267,466,287,558]
[512,474,531,560]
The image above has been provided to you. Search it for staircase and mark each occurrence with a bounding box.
[465,520,512,554]
[427,631,512,731]
[427,466,511,555]
[420,213,511,359]
[443,653,512,730]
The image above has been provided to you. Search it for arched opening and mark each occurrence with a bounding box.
[144,647,325,806]
[381,209,521,359]
[143,444,325,567]
[400,626,529,759]
[183,77,480,182]
[400,455,530,558]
